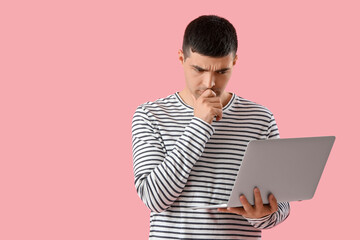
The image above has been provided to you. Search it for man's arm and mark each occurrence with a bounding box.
[132,90,222,213]
[246,113,290,229]
[218,188,290,229]
[218,113,291,229]
[243,202,290,229]
[132,105,214,213]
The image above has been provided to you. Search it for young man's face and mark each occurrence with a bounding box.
[178,49,237,99]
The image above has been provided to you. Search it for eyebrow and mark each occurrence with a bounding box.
[191,65,230,72]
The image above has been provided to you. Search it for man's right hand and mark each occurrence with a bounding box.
[191,89,223,125]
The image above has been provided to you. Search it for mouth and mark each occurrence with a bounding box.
[198,89,219,96]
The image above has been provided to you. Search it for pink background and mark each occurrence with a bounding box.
[1,0,359,239]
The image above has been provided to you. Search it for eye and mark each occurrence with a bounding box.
[194,68,204,73]
[217,71,227,74]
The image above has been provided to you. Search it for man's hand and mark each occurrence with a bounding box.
[192,89,223,125]
[217,187,278,219]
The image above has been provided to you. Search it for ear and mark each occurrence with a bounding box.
[178,49,185,65]
[233,54,238,66]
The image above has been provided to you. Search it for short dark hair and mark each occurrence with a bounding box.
[182,15,238,60]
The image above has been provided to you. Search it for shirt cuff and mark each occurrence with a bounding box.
[192,116,215,134]
[243,212,273,223]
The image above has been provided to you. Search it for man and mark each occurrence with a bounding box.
[132,15,290,239]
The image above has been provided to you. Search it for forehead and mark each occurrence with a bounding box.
[186,51,234,69]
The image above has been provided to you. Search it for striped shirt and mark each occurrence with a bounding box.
[131,92,290,239]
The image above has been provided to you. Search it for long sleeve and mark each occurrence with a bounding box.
[244,202,290,229]
[131,105,215,213]
[245,113,291,229]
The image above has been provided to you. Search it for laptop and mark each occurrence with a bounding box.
[191,136,336,209]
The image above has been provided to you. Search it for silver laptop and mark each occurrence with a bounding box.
[191,136,336,209]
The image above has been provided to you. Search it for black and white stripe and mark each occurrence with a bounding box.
[132,92,290,239]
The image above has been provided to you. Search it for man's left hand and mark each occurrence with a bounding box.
[217,187,278,219]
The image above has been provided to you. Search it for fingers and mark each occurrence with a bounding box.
[203,97,222,103]
[204,102,222,115]
[228,207,246,215]
[254,187,263,207]
[194,92,221,105]
[201,89,216,97]
[218,207,246,216]
[269,194,278,213]
[215,109,223,121]
[239,194,253,213]
[217,207,229,213]
[219,192,279,218]
[193,90,223,123]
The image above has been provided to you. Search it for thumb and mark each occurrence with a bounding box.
[217,208,229,213]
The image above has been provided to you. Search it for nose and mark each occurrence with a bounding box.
[203,73,215,89]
